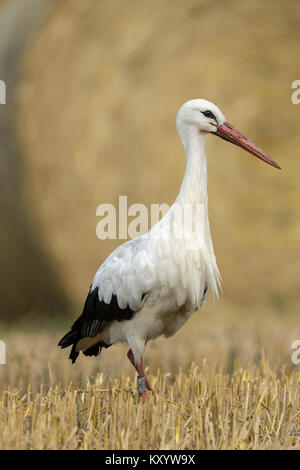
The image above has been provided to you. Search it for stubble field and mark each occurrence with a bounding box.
[1,302,300,450]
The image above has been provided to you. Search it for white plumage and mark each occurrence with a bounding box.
[59,99,280,402]
[80,100,223,360]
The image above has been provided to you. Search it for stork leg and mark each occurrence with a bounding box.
[127,349,156,403]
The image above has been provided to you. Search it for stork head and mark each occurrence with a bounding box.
[176,99,225,138]
[176,99,281,169]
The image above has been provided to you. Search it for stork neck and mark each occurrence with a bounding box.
[176,132,208,205]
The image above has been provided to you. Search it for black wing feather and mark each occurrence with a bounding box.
[58,287,143,363]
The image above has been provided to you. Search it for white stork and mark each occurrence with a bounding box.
[59,99,280,403]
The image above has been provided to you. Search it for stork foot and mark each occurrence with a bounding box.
[127,348,156,404]
[140,391,148,404]
[146,378,156,403]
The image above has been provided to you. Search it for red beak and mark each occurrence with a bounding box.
[214,122,281,169]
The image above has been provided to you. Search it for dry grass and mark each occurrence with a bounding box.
[1,303,300,449]
[1,363,300,450]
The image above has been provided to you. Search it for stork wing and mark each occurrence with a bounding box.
[58,237,155,362]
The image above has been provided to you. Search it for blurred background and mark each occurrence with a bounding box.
[0,0,299,389]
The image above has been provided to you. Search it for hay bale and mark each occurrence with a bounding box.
[0,0,68,320]
[16,0,300,311]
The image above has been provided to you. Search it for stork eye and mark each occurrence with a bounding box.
[202,110,216,121]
